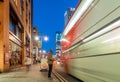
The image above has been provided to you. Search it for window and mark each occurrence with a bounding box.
[10,17,15,34]
[20,0,24,16]
[16,26,22,40]
[9,41,22,66]
[10,16,22,40]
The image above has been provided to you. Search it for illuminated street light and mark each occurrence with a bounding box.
[38,34,49,49]
[43,36,49,41]
[39,50,46,54]
[43,50,46,54]
[39,49,46,58]
[39,50,42,53]
[35,36,39,40]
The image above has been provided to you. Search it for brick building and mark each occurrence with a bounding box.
[32,27,39,63]
[0,0,33,72]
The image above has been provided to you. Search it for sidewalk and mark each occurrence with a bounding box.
[0,64,58,82]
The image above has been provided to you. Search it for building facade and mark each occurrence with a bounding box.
[56,32,62,55]
[32,27,39,63]
[0,0,32,72]
[64,7,75,26]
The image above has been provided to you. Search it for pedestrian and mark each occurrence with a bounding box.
[47,49,54,79]
[24,55,32,71]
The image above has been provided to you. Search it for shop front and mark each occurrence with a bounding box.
[9,32,22,68]
[9,41,22,66]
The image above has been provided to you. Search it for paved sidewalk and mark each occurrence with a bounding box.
[0,64,58,82]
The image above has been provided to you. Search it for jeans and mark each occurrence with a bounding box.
[48,64,53,77]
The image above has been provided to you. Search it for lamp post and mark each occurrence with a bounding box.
[39,33,49,49]
[35,36,39,41]
[38,33,49,59]
[43,36,49,42]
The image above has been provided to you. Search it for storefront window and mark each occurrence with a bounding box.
[9,41,22,66]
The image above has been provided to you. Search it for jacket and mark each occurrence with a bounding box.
[47,53,54,64]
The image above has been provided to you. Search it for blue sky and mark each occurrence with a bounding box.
[33,0,79,55]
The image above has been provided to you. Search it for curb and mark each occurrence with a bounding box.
[53,70,68,82]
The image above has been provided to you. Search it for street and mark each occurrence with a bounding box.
[0,64,58,82]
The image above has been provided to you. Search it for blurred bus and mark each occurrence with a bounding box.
[61,0,120,82]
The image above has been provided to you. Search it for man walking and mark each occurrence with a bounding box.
[47,49,54,79]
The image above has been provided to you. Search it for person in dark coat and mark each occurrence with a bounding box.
[47,49,54,79]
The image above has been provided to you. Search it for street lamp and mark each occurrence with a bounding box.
[39,50,42,53]
[38,34,48,56]
[43,50,46,54]
[35,36,39,40]
[43,36,49,41]
[39,34,49,49]
[39,49,46,58]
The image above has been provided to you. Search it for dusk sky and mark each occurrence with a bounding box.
[33,0,79,55]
